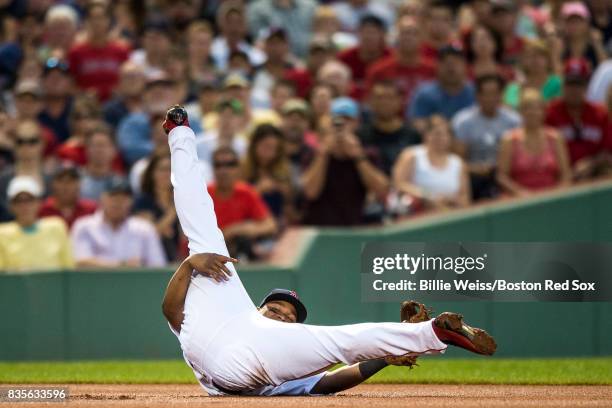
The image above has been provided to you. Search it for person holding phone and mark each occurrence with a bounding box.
[301,97,389,226]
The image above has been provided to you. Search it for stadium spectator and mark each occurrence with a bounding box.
[12,80,58,160]
[40,4,79,61]
[81,124,126,201]
[71,179,166,268]
[55,95,103,167]
[497,88,572,195]
[102,61,146,130]
[251,28,295,109]
[285,37,334,99]
[317,60,354,98]
[133,149,179,262]
[67,2,130,101]
[366,15,436,108]
[301,97,389,226]
[196,99,248,182]
[39,164,96,228]
[420,0,455,61]
[184,82,218,135]
[452,74,521,200]
[503,39,562,109]
[0,176,73,271]
[464,24,514,81]
[279,98,318,189]
[338,14,391,100]
[408,45,475,133]
[247,0,316,57]
[38,58,74,142]
[242,124,292,224]
[488,0,524,66]
[0,121,50,207]
[117,73,177,165]
[358,80,421,175]
[560,1,606,69]
[546,58,609,179]
[208,146,277,260]
[212,1,265,70]
[393,115,471,211]
[128,17,171,78]
[186,21,218,86]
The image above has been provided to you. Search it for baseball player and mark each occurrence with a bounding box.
[161,105,496,396]
[167,282,428,395]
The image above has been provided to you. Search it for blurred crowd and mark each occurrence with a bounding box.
[2,0,612,271]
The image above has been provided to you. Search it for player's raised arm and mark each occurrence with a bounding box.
[162,253,239,332]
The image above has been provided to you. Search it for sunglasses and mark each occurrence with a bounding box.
[16,137,41,146]
[213,160,239,169]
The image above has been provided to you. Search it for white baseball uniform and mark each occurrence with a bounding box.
[167,126,447,396]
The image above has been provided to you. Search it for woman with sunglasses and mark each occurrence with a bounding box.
[0,121,50,207]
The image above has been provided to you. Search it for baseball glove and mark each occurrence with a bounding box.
[384,300,432,368]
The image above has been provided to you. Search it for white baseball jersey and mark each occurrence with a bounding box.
[168,126,447,396]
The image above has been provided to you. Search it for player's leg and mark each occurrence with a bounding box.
[205,313,448,391]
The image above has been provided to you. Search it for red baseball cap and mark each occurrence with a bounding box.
[564,58,592,84]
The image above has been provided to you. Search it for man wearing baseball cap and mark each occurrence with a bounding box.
[0,176,74,271]
[545,58,609,179]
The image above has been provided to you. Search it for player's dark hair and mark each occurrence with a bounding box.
[475,74,506,94]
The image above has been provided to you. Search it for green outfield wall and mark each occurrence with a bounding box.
[1,182,612,360]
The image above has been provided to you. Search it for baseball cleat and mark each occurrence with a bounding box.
[432,312,497,356]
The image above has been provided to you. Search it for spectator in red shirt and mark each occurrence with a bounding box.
[420,0,454,62]
[39,164,96,229]
[545,58,609,179]
[366,15,435,109]
[464,24,514,82]
[498,88,572,195]
[208,147,277,260]
[67,2,130,101]
[337,14,391,100]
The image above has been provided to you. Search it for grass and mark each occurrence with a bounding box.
[0,358,611,385]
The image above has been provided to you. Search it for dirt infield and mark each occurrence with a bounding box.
[2,384,611,408]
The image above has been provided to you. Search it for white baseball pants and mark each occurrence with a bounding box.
[168,126,447,393]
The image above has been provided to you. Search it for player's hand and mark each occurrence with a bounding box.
[187,253,238,283]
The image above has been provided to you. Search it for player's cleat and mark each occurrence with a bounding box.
[400,300,432,323]
[432,312,497,356]
[162,105,190,135]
